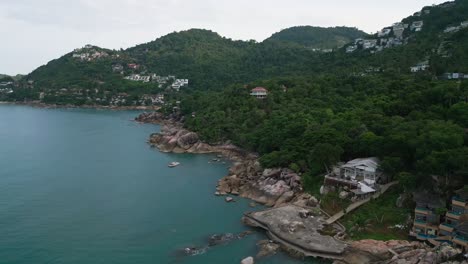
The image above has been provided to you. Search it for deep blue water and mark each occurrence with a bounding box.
[0,105,308,264]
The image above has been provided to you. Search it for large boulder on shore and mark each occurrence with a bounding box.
[177,132,199,150]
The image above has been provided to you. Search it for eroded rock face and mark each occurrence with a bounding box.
[334,240,462,264]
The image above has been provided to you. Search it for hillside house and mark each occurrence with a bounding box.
[444,26,460,34]
[378,28,392,37]
[442,73,468,80]
[392,22,408,39]
[112,64,124,73]
[410,21,424,32]
[127,63,140,70]
[362,39,377,49]
[339,157,383,185]
[412,193,445,240]
[410,61,429,72]
[171,79,189,91]
[323,157,387,198]
[125,74,150,82]
[346,45,357,53]
[325,157,383,187]
[250,87,268,99]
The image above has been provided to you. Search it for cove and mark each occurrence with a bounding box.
[0,105,308,264]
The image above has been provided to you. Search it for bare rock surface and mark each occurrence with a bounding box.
[243,204,346,259]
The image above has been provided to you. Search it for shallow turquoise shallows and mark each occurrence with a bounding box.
[0,105,310,264]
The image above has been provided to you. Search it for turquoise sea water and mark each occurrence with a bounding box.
[0,105,309,264]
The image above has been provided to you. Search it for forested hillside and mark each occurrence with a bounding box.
[265,26,367,49]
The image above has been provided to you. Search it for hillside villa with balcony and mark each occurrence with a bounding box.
[323,157,389,198]
[250,87,268,99]
[411,192,445,241]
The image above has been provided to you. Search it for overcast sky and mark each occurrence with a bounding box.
[0,0,447,75]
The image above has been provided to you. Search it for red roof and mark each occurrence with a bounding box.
[252,87,268,92]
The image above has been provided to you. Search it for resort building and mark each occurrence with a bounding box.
[250,87,268,99]
[440,190,468,233]
[453,222,468,252]
[412,188,468,251]
[411,192,445,241]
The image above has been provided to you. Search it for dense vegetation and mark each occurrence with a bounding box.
[180,73,468,191]
[265,26,367,49]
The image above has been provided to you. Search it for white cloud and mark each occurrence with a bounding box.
[0,0,446,75]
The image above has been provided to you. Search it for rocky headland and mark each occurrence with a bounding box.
[137,112,306,207]
[136,112,465,264]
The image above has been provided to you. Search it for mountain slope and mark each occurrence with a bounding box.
[19,0,468,93]
[265,26,368,49]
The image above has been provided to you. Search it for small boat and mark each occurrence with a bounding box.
[168,162,180,168]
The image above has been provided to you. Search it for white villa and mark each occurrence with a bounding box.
[171,79,189,91]
[410,21,424,32]
[125,74,151,82]
[362,39,378,49]
[323,157,388,197]
[411,61,430,72]
[339,157,381,186]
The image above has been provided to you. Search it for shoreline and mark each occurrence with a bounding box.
[0,101,160,111]
[3,103,459,263]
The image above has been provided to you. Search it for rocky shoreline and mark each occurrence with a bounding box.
[136,112,465,264]
[137,112,307,207]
